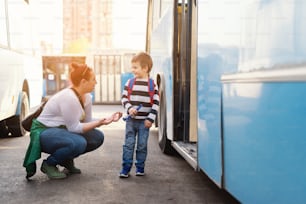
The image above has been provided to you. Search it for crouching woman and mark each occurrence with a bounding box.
[23,62,122,180]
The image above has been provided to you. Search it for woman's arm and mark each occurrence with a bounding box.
[60,91,122,133]
[82,112,122,132]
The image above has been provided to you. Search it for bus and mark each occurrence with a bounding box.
[146,0,306,203]
[0,0,43,137]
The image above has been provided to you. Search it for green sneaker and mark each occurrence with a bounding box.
[61,160,81,174]
[40,160,67,179]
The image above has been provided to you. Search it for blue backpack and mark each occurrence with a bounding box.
[127,78,155,105]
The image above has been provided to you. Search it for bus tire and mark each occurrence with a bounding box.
[158,77,174,155]
[0,121,9,137]
[6,92,29,137]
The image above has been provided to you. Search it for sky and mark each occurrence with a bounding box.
[29,1,63,53]
[112,0,148,50]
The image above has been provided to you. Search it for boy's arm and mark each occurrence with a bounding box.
[146,83,160,123]
[121,80,132,114]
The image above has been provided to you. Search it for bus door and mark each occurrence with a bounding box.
[173,1,191,143]
[171,0,198,169]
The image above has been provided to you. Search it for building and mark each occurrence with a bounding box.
[63,0,113,53]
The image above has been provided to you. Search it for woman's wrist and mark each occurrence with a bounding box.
[96,120,102,127]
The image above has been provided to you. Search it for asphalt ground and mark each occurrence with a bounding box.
[0,105,239,204]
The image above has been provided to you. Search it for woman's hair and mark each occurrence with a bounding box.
[69,62,93,86]
[131,52,153,73]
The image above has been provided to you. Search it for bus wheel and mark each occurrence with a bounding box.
[6,92,29,137]
[0,121,9,137]
[158,87,174,155]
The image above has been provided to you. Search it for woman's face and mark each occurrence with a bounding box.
[83,72,97,93]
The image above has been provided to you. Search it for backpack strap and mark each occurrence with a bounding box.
[127,78,136,101]
[148,78,155,105]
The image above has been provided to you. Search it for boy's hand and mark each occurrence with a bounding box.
[128,108,138,117]
[144,120,152,128]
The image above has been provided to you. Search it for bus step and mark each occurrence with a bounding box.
[172,141,197,170]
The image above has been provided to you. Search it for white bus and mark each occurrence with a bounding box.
[0,0,43,137]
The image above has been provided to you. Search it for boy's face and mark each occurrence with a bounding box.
[131,61,148,79]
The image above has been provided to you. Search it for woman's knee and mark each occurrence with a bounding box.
[88,129,104,145]
[73,136,87,153]
[84,129,104,152]
[60,135,87,156]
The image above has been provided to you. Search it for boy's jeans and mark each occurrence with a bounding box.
[40,128,104,166]
[122,119,150,170]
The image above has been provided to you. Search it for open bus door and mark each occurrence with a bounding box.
[146,0,223,186]
[170,0,199,169]
[174,0,224,186]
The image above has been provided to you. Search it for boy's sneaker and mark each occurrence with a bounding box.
[135,168,145,176]
[119,168,130,178]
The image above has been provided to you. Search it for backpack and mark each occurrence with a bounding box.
[127,77,155,105]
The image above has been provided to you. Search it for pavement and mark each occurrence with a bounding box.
[0,105,239,204]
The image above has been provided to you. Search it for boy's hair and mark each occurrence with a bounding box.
[131,52,153,73]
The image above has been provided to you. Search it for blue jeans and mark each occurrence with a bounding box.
[40,128,104,166]
[122,119,150,170]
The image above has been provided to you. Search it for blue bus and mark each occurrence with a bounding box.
[146,0,306,203]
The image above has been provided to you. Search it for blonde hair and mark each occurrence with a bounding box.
[131,52,153,73]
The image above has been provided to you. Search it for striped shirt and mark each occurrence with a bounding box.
[121,78,159,122]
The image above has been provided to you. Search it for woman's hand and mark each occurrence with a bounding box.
[98,118,112,126]
[111,112,122,122]
[99,112,123,125]
[84,112,123,132]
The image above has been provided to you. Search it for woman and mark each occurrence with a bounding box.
[23,62,122,180]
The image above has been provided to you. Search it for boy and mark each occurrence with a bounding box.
[119,52,159,178]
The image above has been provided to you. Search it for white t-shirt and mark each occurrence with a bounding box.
[37,88,93,133]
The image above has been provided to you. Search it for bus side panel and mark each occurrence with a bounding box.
[150,7,174,141]
[0,50,42,120]
[197,54,222,186]
[197,0,241,185]
[223,82,306,204]
[197,46,238,186]
[0,49,24,120]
